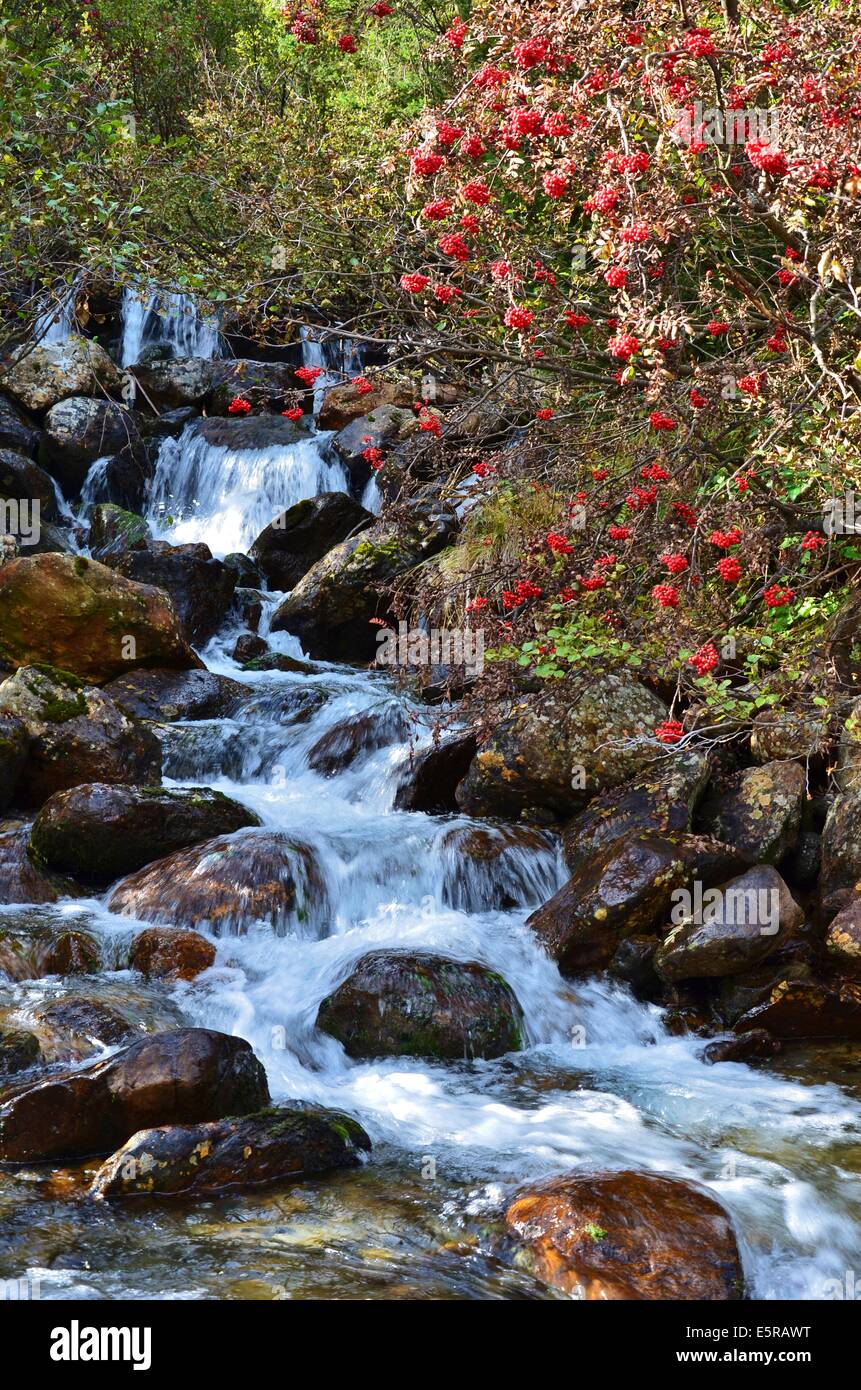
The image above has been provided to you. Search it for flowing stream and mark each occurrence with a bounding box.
[2,305,860,1301]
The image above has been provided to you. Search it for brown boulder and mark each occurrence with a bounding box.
[0,666,162,808]
[130,927,216,981]
[107,830,324,936]
[734,978,861,1040]
[90,1105,371,1199]
[456,676,669,820]
[0,828,85,904]
[654,866,803,981]
[0,1028,269,1161]
[30,783,260,879]
[695,760,804,865]
[505,1170,743,1300]
[317,950,523,1060]
[526,832,745,976]
[0,553,200,682]
[101,667,245,722]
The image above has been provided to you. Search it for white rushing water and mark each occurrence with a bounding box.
[120,287,222,366]
[144,421,349,555]
[52,594,854,1300]
[8,305,860,1300]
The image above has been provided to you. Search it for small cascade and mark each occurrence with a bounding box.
[32,279,79,345]
[300,324,363,411]
[144,418,348,555]
[120,286,222,366]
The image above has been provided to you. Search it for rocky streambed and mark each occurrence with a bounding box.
[0,301,860,1300]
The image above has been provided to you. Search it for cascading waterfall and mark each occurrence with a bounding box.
[5,298,860,1301]
[120,286,222,366]
[143,419,349,556]
[32,278,79,345]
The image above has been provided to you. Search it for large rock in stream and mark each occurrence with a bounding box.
[250,493,373,593]
[0,336,122,413]
[316,950,523,1059]
[526,831,746,976]
[90,1106,371,1199]
[107,829,325,935]
[102,667,245,722]
[0,1028,270,1162]
[30,783,260,880]
[505,1170,743,1300]
[0,447,59,521]
[0,828,85,903]
[0,553,200,682]
[112,540,237,645]
[41,397,144,496]
[270,506,458,663]
[455,676,670,820]
[0,666,162,807]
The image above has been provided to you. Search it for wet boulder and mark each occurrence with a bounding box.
[526,831,745,976]
[695,760,804,865]
[394,734,477,814]
[717,956,815,1026]
[654,866,803,982]
[30,783,260,880]
[439,824,559,912]
[0,448,58,522]
[130,357,215,409]
[0,1029,42,1079]
[90,1104,371,1199]
[0,392,39,457]
[609,935,662,997]
[734,978,861,1041]
[41,398,144,496]
[702,1030,781,1065]
[102,667,245,722]
[113,540,236,646]
[0,716,28,810]
[316,950,523,1060]
[232,634,267,664]
[0,828,85,903]
[505,1170,743,1300]
[0,1028,270,1162]
[455,676,670,820]
[307,705,409,775]
[88,503,151,565]
[0,666,161,807]
[34,998,137,1056]
[270,507,458,664]
[79,440,158,515]
[197,414,303,450]
[107,830,325,936]
[0,553,200,682]
[561,751,710,875]
[129,926,216,982]
[205,360,297,415]
[0,336,122,413]
[222,558,262,595]
[0,923,100,980]
[250,493,373,593]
